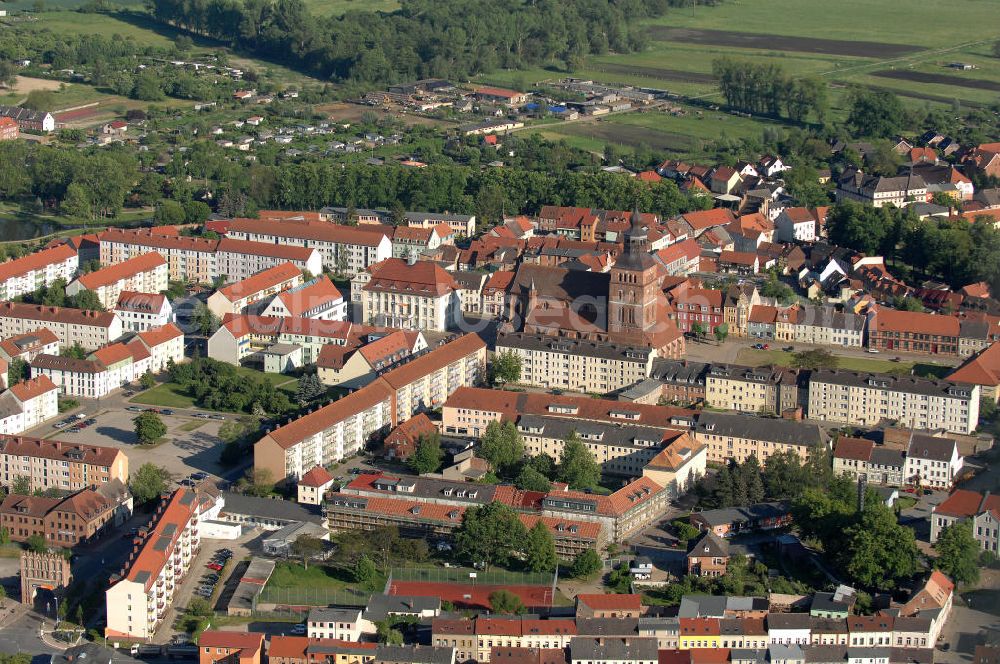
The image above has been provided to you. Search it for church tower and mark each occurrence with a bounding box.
[608,206,660,341]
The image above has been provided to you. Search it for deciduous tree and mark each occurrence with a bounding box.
[934,521,980,585]
[525,521,557,573]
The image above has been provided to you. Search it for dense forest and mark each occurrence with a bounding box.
[143,0,706,84]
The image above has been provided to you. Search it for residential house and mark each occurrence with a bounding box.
[198,631,265,664]
[261,276,346,321]
[0,244,79,301]
[687,531,730,577]
[114,292,173,333]
[207,263,305,319]
[0,302,122,351]
[297,466,335,506]
[66,253,168,309]
[903,433,963,489]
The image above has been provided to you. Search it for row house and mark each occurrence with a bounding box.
[316,330,426,389]
[693,412,826,465]
[433,617,577,663]
[746,305,865,348]
[105,487,213,639]
[66,252,168,309]
[670,288,726,335]
[495,332,655,395]
[807,369,979,435]
[206,262,305,319]
[0,105,55,132]
[835,169,927,208]
[481,270,515,318]
[930,488,1000,544]
[0,479,132,547]
[0,375,59,435]
[268,636,376,664]
[0,436,128,493]
[262,276,346,321]
[832,437,906,487]
[0,243,79,301]
[0,302,122,350]
[226,217,392,277]
[114,292,174,333]
[655,239,702,277]
[866,308,961,356]
[255,334,484,483]
[318,207,476,238]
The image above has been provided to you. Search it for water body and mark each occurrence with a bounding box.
[0,216,82,241]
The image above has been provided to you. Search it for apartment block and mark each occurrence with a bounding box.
[807,369,979,435]
[693,412,826,464]
[206,262,304,319]
[268,637,376,664]
[904,433,964,489]
[114,292,174,333]
[0,302,122,350]
[0,328,59,363]
[0,479,132,547]
[0,243,79,301]
[433,617,577,663]
[0,436,128,492]
[261,276,346,321]
[66,252,168,309]
[105,488,212,639]
[495,332,655,394]
[832,437,905,487]
[703,364,802,415]
[98,228,218,283]
[0,375,59,435]
[226,217,391,276]
[214,238,322,282]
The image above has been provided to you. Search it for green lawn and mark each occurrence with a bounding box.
[260,561,379,606]
[131,367,297,410]
[303,0,399,17]
[21,11,179,47]
[735,348,951,377]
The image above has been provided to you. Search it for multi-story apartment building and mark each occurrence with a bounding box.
[693,412,826,464]
[307,608,364,641]
[930,489,1000,543]
[317,330,425,389]
[481,271,514,319]
[318,207,476,238]
[261,276,346,321]
[432,617,577,663]
[226,217,391,277]
[0,244,79,301]
[0,375,59,435]
[356,258,461,332]
[0,302,122,350]
[214,238,322,282]
[98,228,218,283]
[670,288,725,334]
[495,332,655,394]
[866,308,961,356]
[807,369,979,435]
[0,436,128,492]
[105,488,212,639]
[66,252,168,309]
[0,328,60,364]
[0,479,132,547]
[703,364,801,415]
[207,263,305,319]
[114,292,173,332]
[832,437,906,487]
[904,433,963,489]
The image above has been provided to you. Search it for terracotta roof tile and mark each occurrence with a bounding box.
[76,253,165,290]
[834,436,874,462]
[218,262,302,302]
[228,217,389,247]
[299,465,334,488]
[0,244,76,283]
[274,276,343,317]
[577,594,642,611]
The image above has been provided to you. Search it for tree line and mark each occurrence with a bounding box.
[712,58,827,123]
[143,0,690,85]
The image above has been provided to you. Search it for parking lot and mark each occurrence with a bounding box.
[26,402,235,483]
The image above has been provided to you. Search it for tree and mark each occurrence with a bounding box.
[0,61,16,89]
[934,521,980,585]
[154,199,185,226]
[525,520,557,572]
[295,373,326,404]
[454,502,527,569]
[479,420,524,472]
[375,620,403,645]
[570,548,602,579]
[490,350,522,387]
[713,323,729,343]
[408,432,443,475]
[57,598,68,620]
[760,272,795,304]
[558,433,600,490]
[61,343,86,360]
[353,554,379,591]
[74,604,83,627]
[791,349,839,370]
[25,534,47,553]
[194,303,220,336]
[240,468,274,497]
[515,465,552,492]
[847,88,905,138]
[69,289,104,312]
[11,475,31,496]
[489,589,525,615]
[61,183,91,219]
[291,534,324,570]
[672,520,700,546]
[841,494,919,590]
[389,200,406,227]
[690,322,707,338]
[0,527,9,545]
[893,295,924,312]
[139,371,156,390]
[134,411,167,445]
[132,71,165,101]
[129,463,170,504]
[7,358,27,387]
[22,89,55,111]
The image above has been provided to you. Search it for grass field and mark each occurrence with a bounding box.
[132,368,297,410]
[259,561,380,606]
[19,11,180,47]
[735,348,952,378]
[303,0,398,17]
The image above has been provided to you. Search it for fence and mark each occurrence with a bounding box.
[389,565,554,586]
[256,586,372,608]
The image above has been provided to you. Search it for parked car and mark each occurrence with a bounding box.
[191,472,209,481]
[144,408,161,414]
[209,414,226,420]
[161,409,174,416]
[289,624,306,635]
[194,413,210,419]
[206,563,222,571]
[126,406,144,412]
[867,348,880,353]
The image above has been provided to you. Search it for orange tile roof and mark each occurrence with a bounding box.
[0,435,121,465]
[121,488,200,590]
[645,432,704,471]
[8,375,56,402]
[274,276,343,317]
[680,209,737,230]
[948,340,1000,387]
[748,305,777,324]
[218,262,302,302]
[98,228,219,252]
[137,323,183,348]
[265,379,395,450]
[228,217,389,247]
[520,513,600,541]
[90,342,134,367]
[215,237,319,261]
[299,465,334,488]
[934,489,1000,518]
[680,618,721,635]
[719,250,758,266]
[115,291,167,313]
[483,270,515,293]
[76,252,166,290]
[0,328,59,358]
[834,436,873,462]
[577,593,642,611]
[379,333,485,390]
[475,86,524,99]
[198,630,265,652]
[0,244,76,283]
[872,307,960,337]
[358,330,416,368]
[364,258,459,297]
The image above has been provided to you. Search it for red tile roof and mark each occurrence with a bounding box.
[215,237,319,262]
[197,630,265,652]
[274,276,343,317]
[680,618,721,635]
[8,375,55,401]
[934,489,1000,518]
[748,305,777,324]
[115,291,167,313]
[948,341,1000,387]
[98,228,218,252]
[0,435,121,466]
[217,262,302,302]
[834,436,874,462]
[871,308,960,337]
[364,258,459,297]
[227,218,389,247]
[121,488,200,590]
[137,323,183,349]
[0,328,59,358]
[76,252,166,290]
[358,330,418,368]
[378,333,485,390]
[475,86,525,99]
[576,593,642,611]
[679,209,737,231]
[298,465,334,488]
[0,244,76,283]
[89,342,133,367]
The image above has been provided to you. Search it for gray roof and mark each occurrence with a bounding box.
[770,644,805,661]
[0,105,51,123]
[811,592,853,614]
[365,594,440,621]
[637,617,679,634]
[796,306,866,333]
[889,647,934,664]
[708,363,801,386]
[309,607,361,622]
[810,618,848,633]
[575,617,639,636]
[731,649,769,664]
[569,636,658,661]
[907,433,958,462]
[649,359,710,385]
[375,644,454,664]
[728,596,769,612]
[263,520,328,545]
[870,447,906,469]
[767,613,814,630]
[679,594,727,618]
[517,414,668,452]
[688,530,730,559]
[220,492,323,524]
[809,369,975,400]
[695,412,824,448]
[803,645,849,663]
[226,558,276,612]
[497,332,652,363]
[344,473,498,506]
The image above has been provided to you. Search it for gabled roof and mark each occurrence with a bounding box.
[217,262,302,302]
[364,258,459,297]
[298,465,334,488]
[75,252,166,290]
[0,243,76,283]
[688,530,729,559]
[577,593,642,611]
[834,436,873,462]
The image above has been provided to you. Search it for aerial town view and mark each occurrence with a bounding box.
[0,0,997,663]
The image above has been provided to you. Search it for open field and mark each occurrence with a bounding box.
[6,75,62,94]
[647,27,921,59]
[872,69,1000,92]
[735,348,951,378]
[19,11,179,46]
[302,0,399,17]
